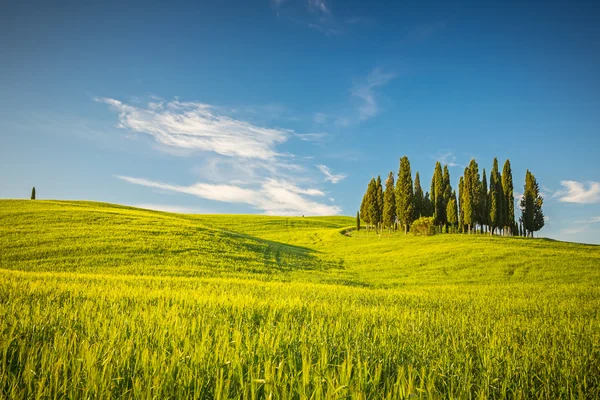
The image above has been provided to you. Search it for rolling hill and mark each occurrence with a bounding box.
[1,200,599,398]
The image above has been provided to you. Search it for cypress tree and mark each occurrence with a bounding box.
[480,169,488,233]
[413,172,424,219]
[433,162,445,230]
[467,159,481,233]
[423,192,432,218]
[356,211,361,231]
[367,178,378,232]
[396,156,415,234]
[31,187,36,200]
[488,158,504,235]
[442,165,452,231]
[458,177,464,233]
[520,170,545,237]
[446,190,458,233]
[502,160,515,235]
[376,175,384,231]
[360,183,370,228]
[383,172,396,230]
[462,166,474,234]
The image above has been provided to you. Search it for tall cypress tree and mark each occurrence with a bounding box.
[520,170,545,237]
[360,182,370,228]
[413,172,424,219]
[31,187,36,200]
[367,178,378,232]
[446,190,458,233]
[396,156,415,234]
[356,211,361,231]
[383,172,396,230]
[480,169,488,233]
[442,165,452,231]
[433,162,445,229]
[375,176,384,231]
[467,159,481,233]
[489,158,505,235]
[502,160,515,235]
[462,166,474,233]
[423,192,432,217]
[458,177,464,233]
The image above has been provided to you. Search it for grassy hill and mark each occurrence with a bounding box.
[1,200,599,398]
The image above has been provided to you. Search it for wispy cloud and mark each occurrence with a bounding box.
[562,226,587,235]
[575,216,600,224]
[101,96,344,215]
[350,68,396,122]
[118,176,340,216]
[308,0,329,14]
[433,150,460,167]
[294,132,328,142]
[553,181,600,204]
[316,164,347,184]
[98,97,290,160]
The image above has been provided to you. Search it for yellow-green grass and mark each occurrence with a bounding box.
[1,200,599,398]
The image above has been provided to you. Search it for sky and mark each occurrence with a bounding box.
[1,0,599,244]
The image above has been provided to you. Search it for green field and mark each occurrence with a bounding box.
[1,200,599,398]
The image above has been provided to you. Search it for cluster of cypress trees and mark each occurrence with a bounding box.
[358,157,545,237]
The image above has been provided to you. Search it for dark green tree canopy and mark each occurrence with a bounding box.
[383,172,396,229]
[396,156,415,233]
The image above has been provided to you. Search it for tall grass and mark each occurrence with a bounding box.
[1,200,599,398]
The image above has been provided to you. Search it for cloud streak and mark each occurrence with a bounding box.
[98,98,290,160]
[117,175,340,216]
[554,181,600,204]
[349,68,396,122]
[316,164,347,183]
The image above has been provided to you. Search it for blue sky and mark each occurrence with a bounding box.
[1,0,599,243]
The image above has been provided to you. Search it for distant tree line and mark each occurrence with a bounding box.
[358,157,545,237]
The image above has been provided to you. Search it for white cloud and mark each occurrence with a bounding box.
[562,226,587,235]
[118,176,340,216]
[554,181,600,204]
[98,98,290,160]
[313,112,327,124]
[575,216,600,224]
[316,164,347,184]
[433,151,460,167]
[295,132,327,142]
[308,0,329,14]
[350,68,396,121]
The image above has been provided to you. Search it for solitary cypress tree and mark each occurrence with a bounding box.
[383,172,396,230]
[396,156,415,234]
[520,170,545,237]
[413,172,424,219]
[502,160,515,235]
[462,166,474,233]
[356,211,361,231]
[31,187,36,200]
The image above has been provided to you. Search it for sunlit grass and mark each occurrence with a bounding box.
[1,200,599,398]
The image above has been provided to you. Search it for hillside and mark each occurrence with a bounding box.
[1,200,599,398]
[1,200,599,285]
